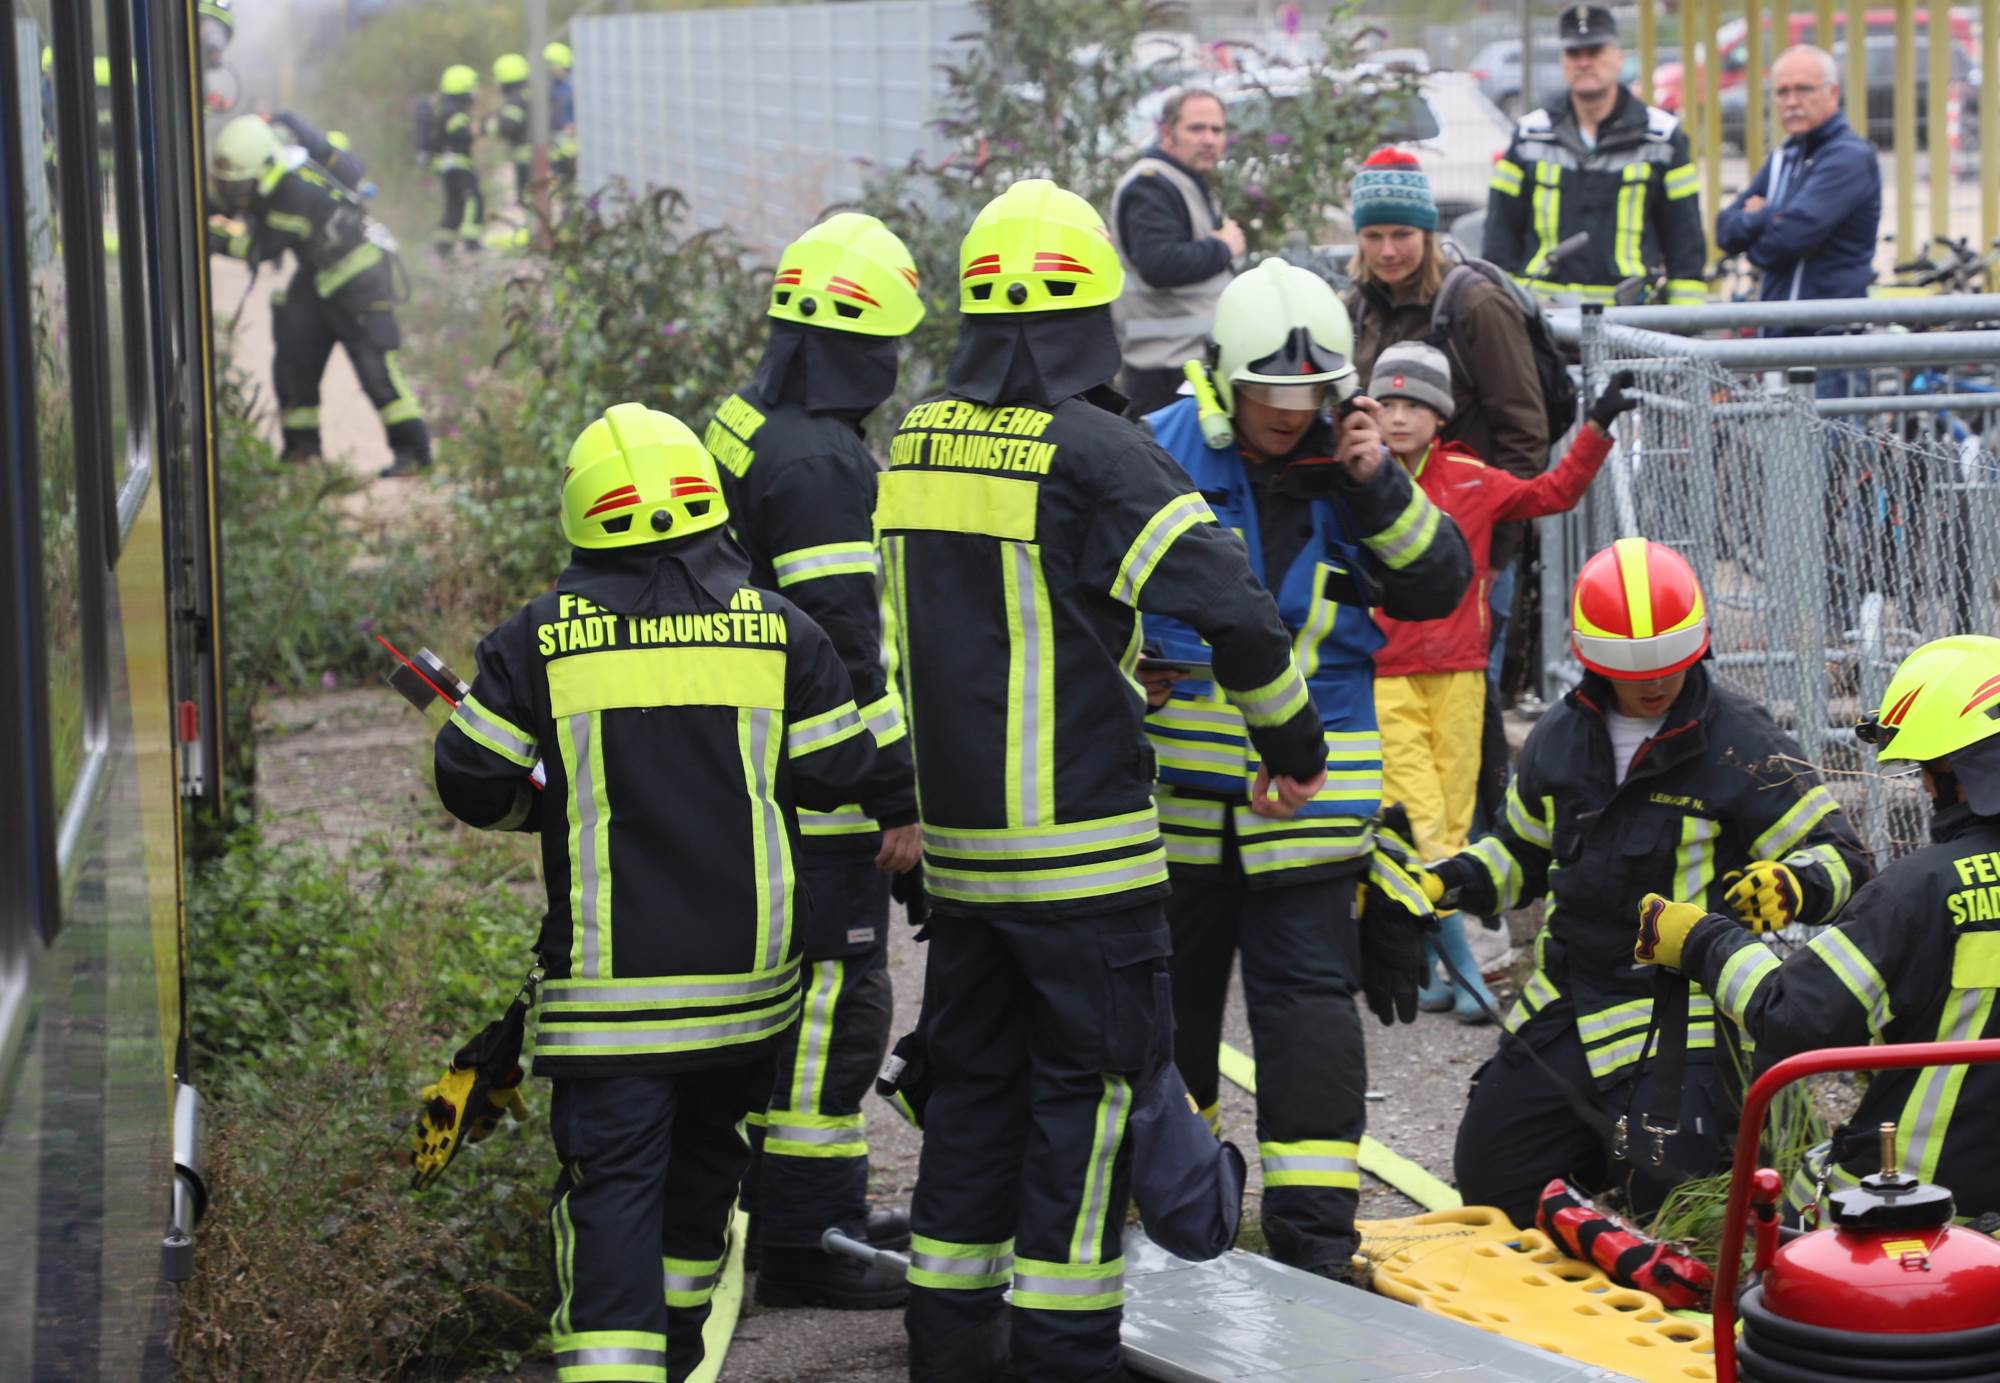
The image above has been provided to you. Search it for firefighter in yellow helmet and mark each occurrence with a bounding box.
[433,403,901,1383]
[431,64,483,255]
[487,53,532,204]
[1415,537,1869,1226]
[702,214,923,1311]
[883,179,1332,1380]
[545,41,578,185]
[1637,634,2000,1221]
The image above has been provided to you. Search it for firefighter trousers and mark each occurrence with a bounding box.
[1168,856,1365,1272]
[743,849,894,1248]
[905,901,1169,1383]
[547,1059,769,1383]
[437,166,483,251]
[271,264,429,462]
[1453,1004,1735,1227]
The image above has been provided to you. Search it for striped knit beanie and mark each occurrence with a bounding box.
[1370,341,1455,419]
[1350,147,1436,232]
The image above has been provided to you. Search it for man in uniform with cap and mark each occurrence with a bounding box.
[1486,4,1707,306]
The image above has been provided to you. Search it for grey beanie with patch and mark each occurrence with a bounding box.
[1369,341,1455,419]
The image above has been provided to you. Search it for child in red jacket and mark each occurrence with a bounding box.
[1369,343,1637,1020]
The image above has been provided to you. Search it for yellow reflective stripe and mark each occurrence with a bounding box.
[539,960,800,1011]
[265,209,312,237]
[553,1330,668,1382]
[763,1109,868,1159]
[926,810,1160,860]
[1665,163,1701,199]
[1714,942,1782,1026]
[740,706,792,972]
[1503,779,1552,849]
[1751,785,1840,860]
[1515,277,1620,302]
[551,1190,578,1334]
[1586,1022,1718,1080]
[662,1255,722,1307]
[1260,1138,1360,1188]
[787,699,865,757]
[451,694,538,767]
[560,712,612,978]
[1467,835,1524,910]
[1900,987,1996,1180]
[875,468,1038,540]
[789,958,844,1112]
[1808,926,1894,1040]
[1363,483,1441,571]
[1111,492,1215,606]
[771,540,878,587]
[1526,161,1562,276]
[1615,163,1650,278]
[315,241,383,296]
[924,848,1169,904]
[1489,158,1524,196]
[1012,1255,1125,1312]
[859,692,906,747]
[1787,841,1854,915]
[1164,833,1224,867]
[1576,997,1653,1044]
[1226,661,1311,728]
[908,1234,1014,1290]
[1002,542,1056,826]
[1675,816,1720,906]
[532,993,802,1056]
[1293,559,1344,678]
[1505,967,1562,1032]
[799,806,878,835]
[1953,933,2000,988]
[1666,278,1707,305]
[280,405,321,430]
[1069,1076,1133,1263]
[547,647,786,716]
[380,351,420,425]
[1366,851,1432,915]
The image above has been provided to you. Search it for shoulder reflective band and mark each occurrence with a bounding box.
[770,540,878,587]
[1490,157,1524,197]
[787,701,865,757]
[875,469,1038,541]
[1665,163,1701,200]
[547,647,785,715]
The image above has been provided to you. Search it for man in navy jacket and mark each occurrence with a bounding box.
[1716,45,1881,312]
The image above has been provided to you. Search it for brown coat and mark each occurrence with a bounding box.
[1348,275,1551,566]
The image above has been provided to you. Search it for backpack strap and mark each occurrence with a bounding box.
[1428,265,1479,383]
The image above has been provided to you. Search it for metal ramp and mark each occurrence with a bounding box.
[1119,1228,1640,1382]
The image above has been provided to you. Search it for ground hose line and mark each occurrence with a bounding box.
[1216,1042,1463,1213]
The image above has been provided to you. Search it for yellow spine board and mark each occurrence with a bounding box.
[1356,1210,1715,1383]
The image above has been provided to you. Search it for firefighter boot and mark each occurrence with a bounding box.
[379,451,432,479]
[744,1205,910,1270]
[754,1243,909,1310]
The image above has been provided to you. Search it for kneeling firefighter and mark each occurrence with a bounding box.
[1637,634,2000,1220]
[882,179,1331,1383]
[1140,257,1471,1279]
[432,403,902,1383]
[1419,538,1871,1225]
[207,114,430,477]
[703,213,923,1310]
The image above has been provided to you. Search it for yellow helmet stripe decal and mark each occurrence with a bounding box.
[1615,537,1655,639]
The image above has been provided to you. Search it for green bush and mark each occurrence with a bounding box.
[179,825,551,1380]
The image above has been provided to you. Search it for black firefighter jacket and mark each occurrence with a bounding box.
[704,326,917,851]
[434,537,893,1076]
[1684,805,2000,1217]
[1485,86,1707,305]
[206,152,388,304]
[878,312,1327,920]
[1446,663,1871,1086]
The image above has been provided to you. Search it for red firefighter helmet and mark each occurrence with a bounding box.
[1570,537,1710,681]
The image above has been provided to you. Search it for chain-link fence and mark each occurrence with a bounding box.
[1536,305,2000,864]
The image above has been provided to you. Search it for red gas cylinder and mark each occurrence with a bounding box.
[1738,1124,2000,1381]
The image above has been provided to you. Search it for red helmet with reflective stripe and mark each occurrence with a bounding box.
[1570,538,1710,681]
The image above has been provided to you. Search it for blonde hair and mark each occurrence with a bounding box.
[1353,229,1450,301]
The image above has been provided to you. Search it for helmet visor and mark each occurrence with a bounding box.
[1234,381,1330,413]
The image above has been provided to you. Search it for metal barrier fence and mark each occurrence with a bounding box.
[1540,298,2000,861]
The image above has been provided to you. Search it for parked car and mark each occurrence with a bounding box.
[1716,36,1978,150]
[1653,6,1975,114]
[1469,37,1563,119]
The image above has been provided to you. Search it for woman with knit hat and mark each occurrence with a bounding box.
[1366,340,1638,1020]
[1347,146,1557,994]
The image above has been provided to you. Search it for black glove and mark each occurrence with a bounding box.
[1355,855,1437,1027]
[1587,369,1640,431]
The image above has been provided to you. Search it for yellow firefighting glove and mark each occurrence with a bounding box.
[1418,871,1447,905]
[409,1061,529,1190]
[1721,860,1803,933]
[1635,893,1707,972]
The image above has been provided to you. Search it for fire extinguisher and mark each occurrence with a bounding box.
[1712,1040,2000,1383]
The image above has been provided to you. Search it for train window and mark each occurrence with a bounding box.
[93,0,155,549]
[20,0,86,812]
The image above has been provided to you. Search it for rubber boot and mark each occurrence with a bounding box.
[755,1244,908,1310]
[378,451,432,479]
[1432,914,1498,1025]
[1416,941,1453,1012]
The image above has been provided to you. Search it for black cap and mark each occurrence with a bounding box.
[1559,4,1617,50]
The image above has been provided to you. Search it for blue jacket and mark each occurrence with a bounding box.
[1141,398,1470,884]
[1716,111,1880,304]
